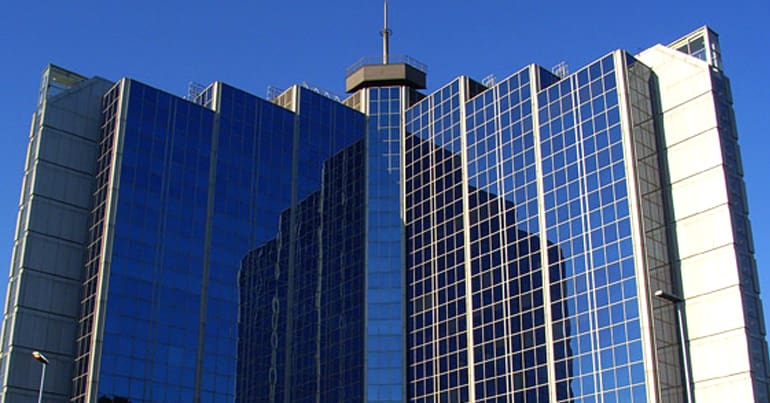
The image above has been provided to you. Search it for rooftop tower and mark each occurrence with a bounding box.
[344,1,427,92]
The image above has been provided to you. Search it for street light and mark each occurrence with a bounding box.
[654,290,693,403]
[31,351,48,403]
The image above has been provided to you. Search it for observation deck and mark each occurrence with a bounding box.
[345,55,427,93]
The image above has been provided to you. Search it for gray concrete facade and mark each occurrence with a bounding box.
[638,27,770,402]
[0,65,112,402]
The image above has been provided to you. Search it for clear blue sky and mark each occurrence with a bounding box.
[1,1,768,324]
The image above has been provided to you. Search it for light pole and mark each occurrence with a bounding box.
[31,351,48,403]
[654,290,693,403]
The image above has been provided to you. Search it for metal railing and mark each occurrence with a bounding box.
[345,54,428,76]
[266,85,285,100]
[300,82,343,102]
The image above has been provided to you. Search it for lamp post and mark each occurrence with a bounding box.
[31,351,48,403]
[654,290,693,403]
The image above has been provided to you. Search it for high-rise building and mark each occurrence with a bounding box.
[0,15,766,403]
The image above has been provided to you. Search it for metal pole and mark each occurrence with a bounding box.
[32,351,48,403]
[654,290,693,403]
[675,302,694,403]
[36,362,46,403]
[381,0,391,64]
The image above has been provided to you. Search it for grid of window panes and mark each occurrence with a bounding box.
[224,84,298,403]
[237,139,367,403]
[365,86,408,402]
[71,81,123,403]
[237,240,282,403]
[94,81,216,402]
[368,86,402,171]
[465,68,555,402]
[624,56,685,402]
[77,81,366,402]
[289,191,324,400]
[234,88,366,402]
[214,84,304,403]
[674,35,707,62]
[539,54,647,402]
[669,28,722,70]
[247,204,305,403]
[284,89,364,402]
[405,79,471,403]
[295,88,364,200]
[320,140,366,401]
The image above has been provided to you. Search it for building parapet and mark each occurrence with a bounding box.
[346,54,427,76]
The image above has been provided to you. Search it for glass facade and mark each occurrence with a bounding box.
[465,69,551,402]
[404,78,472,403]
[238,139,368,402]
[76,81,368,402]
[364,86,408,402]
[401,52,692,402]
[537,54,647,402]
[4,26,767,403]
[74,80,220,402]
[59,52,733,403]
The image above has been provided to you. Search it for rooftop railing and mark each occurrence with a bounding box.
[345,55,428,76]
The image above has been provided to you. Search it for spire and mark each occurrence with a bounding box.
[381,0,391,64]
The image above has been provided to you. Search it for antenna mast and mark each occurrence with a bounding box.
[381,0,391,64]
